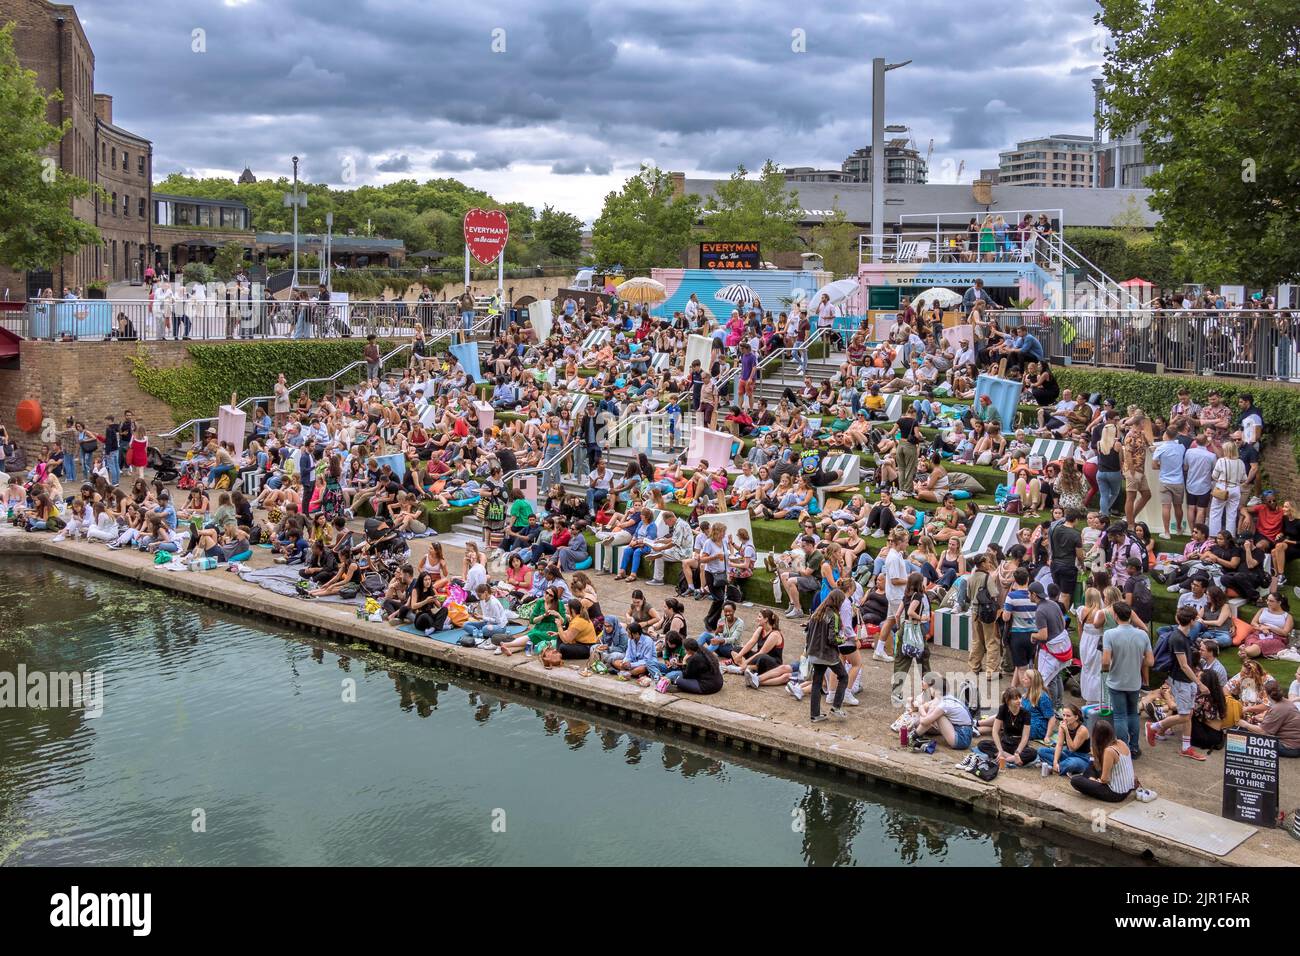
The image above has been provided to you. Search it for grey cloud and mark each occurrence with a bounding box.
[375,154,413,172]
[72,0,1103,215]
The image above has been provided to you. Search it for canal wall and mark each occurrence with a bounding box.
[0,532,1293,868]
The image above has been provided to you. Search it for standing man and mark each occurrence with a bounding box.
[961,278,1000,314]
[61,417,79,483]
[1101,602,1153,759]
[1047,509,1085,608]
[364,334,382,382]
[1183,432,1217,532]
[1152,426,1187,538]
[101,415,121,487]
[488,287,503,337]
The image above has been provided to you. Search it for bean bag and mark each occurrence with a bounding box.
[450,496,480,508]
[950,489,972,500]
[573,556,593,571]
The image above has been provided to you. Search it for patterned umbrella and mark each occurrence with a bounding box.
[714,283,755,306]
[615,277,667,305]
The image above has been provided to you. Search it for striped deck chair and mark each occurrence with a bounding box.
[883,394,903,423]
[1005,438,1075,484]
[961,512,1021,557]
[815,453,862,506]
[649,351,671,371]
[581,328,610,352]
[241,470,266,497]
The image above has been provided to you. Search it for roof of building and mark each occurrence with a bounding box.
[681,178,1158,228]
[95,118,151,147]
[255,233,405,252]
[238,167,257,184]
[154,193,250,210]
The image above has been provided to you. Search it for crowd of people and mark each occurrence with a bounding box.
[6,277,1300,812]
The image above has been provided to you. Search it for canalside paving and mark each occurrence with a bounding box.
[0,527,1296,868]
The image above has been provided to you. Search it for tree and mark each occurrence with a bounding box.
[809,204,861,277]
[211,241,249,281]
[535,204,584,260]
[1097,0,1300,286]
[699,160,802,259]
[0,23,101,272]
[591,166,699,271]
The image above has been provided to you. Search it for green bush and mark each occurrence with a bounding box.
[130,338,440,424]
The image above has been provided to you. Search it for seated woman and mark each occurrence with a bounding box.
[975,688,1038,767]
[1189,584,1233,647]
[732,608,792,688]
[1225,658,1278,720]
[555,520,590,573]
[497,587,567,656]
[497,552,534,602]
[1011,466,1044,513]
[1239,591,1294,660]
[1038,704,1091,776]
[912,452,951,503]
[910,682,975,751]
[1069,720,1139,803]
[308,545,367,600]
[658,637,723,695]
[863,491,899,539]
[555,598,598,660]
[463,583,511,644]
[1190,668,1236,752]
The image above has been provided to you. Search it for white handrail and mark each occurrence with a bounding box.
[158,317,495,442]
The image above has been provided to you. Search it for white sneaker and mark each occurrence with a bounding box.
[1135,787,1158,803]
[786,681,804,701]
[747,671,761,689]
[784,606,802,619]
[1159,532,1171,541]
[829,707,847,720]
[51,534,65,543]
[722,664,743,675]
[871,528,884,538]
[842,691,860,707]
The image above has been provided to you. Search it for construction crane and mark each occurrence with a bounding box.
[925,138,934,169]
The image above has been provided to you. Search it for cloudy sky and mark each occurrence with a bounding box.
[73,0,1107,221]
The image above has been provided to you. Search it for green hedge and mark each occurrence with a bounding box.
[131,339,439,424]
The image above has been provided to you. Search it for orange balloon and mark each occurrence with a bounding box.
[16,398,43,433]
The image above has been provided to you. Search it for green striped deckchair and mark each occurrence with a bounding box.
[961,512,1020,557]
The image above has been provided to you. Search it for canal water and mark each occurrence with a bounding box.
[0,562,1134,866]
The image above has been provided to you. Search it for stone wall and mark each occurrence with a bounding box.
[0,340,185,461]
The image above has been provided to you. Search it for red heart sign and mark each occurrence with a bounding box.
[463,208,510,265]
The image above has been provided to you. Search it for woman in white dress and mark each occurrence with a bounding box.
[1076,587,1106,706]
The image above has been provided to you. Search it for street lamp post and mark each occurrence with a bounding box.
[283,156,308,290]
[870,58,911,263]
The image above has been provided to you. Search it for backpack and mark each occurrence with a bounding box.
[973,573,999,625]
[1152,625,1180,674]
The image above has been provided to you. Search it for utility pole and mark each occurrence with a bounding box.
[325,212,333,292]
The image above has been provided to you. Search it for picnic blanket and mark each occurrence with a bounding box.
[239,564,360,604]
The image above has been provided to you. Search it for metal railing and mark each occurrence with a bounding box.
[712,324,837,396]
[19,295,489,343]
[856,230,1057,269]
[158,316,496,443]
[921,307,1300,382]
[501,438,582,496]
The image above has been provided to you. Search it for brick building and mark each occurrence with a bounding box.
[0,0,152,299]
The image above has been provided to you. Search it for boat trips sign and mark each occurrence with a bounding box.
[700,242,760,270]
[1221,730,1279,827]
